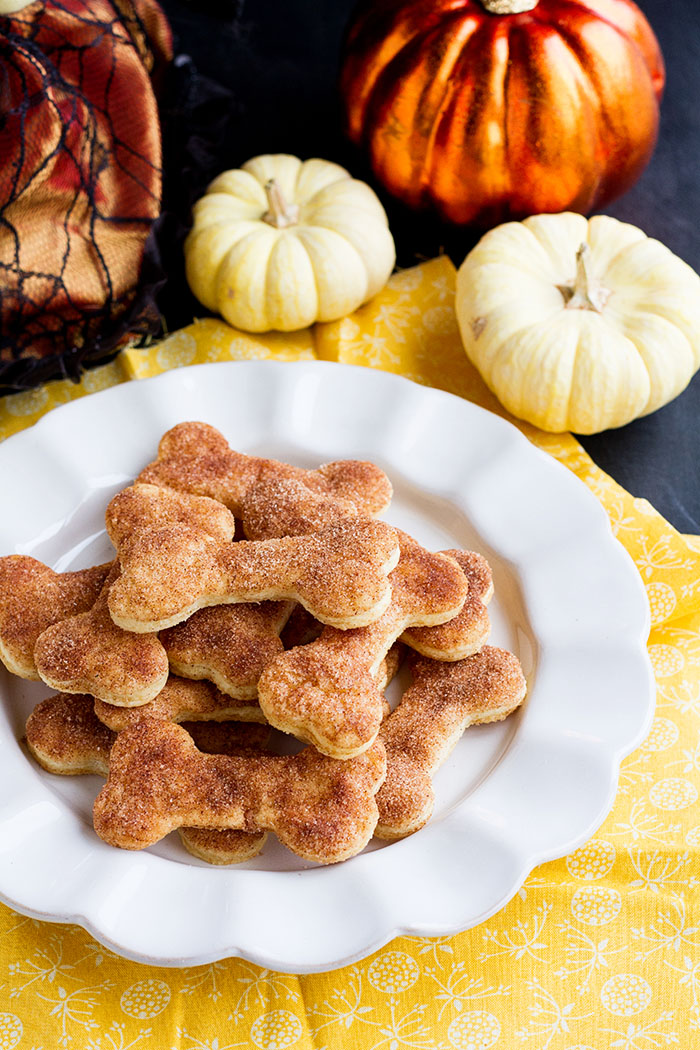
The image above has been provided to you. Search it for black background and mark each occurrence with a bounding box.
[157,0,700,533]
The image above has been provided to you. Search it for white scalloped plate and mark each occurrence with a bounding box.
[0,361,653,973]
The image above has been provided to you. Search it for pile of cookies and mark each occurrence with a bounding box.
[0,422,527,865]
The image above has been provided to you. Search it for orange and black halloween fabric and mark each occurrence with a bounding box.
[0,0,172,390]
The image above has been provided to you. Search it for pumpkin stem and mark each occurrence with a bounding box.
[557,243,610,313]
[479,0,538,13]
[262,179,300,229]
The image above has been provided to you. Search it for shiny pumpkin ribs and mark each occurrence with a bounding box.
[340,0,665,226]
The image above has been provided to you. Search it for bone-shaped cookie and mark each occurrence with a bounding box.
[403,550,493,660]
[93,720,387,864]
[257,531,468,759]
[39,484,235,704]
[32,485,240,706]
[375,646,527,840]
[93,674,267,731]
[34,561,170,707]
[94,650,402,732]
[168,720,273,866]
[163,604,400,705]
[27,691,116,777]
[179,824,266,865]
[108,518,400,633]
[107,468,389,692]
[160,600,295,699]
[240,475,359,540]
[137,421,393,521]
[0,557,111,679]
[25,692,269,863]
[26,691,270,774]
[131,652,401,862]
[105,482,237,549]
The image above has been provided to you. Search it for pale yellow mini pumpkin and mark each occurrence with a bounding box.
[456,213,700,433]
[184,154,396,332]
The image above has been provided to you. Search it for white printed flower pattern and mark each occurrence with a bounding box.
[649,778,698,810]
[600,975,652,1016]
[368,952,420,993]
[648,645,685,678]
[249,1010,302,1049]
[570,887,622,926]
[447,1010,501,1049]
[565,840,616,880]
[121,980,171,1019]
[0,1015,22,1050]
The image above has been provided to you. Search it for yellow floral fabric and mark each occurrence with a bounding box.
[1,257,699,1050]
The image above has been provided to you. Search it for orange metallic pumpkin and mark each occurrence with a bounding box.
[340,0,665,226]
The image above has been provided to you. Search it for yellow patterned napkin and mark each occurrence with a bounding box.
[1,257,699,1049]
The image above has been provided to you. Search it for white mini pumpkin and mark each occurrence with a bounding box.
[184,154,396,332]
[456,212,700,433]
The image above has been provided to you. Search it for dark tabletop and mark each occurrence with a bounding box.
[157,0,700,534]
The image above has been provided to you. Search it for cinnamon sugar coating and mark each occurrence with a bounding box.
[241,475,359,540]
[26,692,115,776]
[257,531,468,759]
[108,518,400,633]
[160,600,294,699]
[34,562,170,707]
[137,421,393,520]
[93,721,387,864]
[94,675,266,732]
[26,692,269,774]
[403,550,493,660]
[376,646,527,840]
[178,716,272,863]
[0,557,110,679]
[25,692,269,863]
[29,484,238,707]
[93,652,398,736]
[106,482,236,548]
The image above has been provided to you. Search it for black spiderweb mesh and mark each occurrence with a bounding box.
[0,0,172,394]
